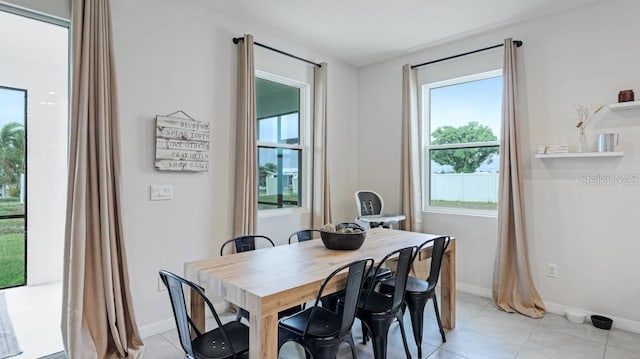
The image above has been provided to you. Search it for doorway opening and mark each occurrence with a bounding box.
[0,5,69,358]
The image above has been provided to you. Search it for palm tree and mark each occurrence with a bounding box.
[0,122,25,197]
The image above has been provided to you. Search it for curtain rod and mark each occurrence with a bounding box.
[411,40,523,69]
[232,37,322,68]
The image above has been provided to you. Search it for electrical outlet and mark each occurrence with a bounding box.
[547,263,558,278]
[157,277,167,292]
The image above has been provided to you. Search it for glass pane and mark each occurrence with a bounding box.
[430,146,499,210]
[0,86,26,289]
[0,217,25,288]
[429,76,501,145]
[257,116,278,142]
[280,112,299,145]
[258,147,301,210]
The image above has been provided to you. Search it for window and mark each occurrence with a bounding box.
[423,70,502,212]
[256,75,308,210]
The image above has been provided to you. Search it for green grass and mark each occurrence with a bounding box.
[430,200,497,210]
[0,200,26,288]
[258,193,300,210]
[0,227,26,288]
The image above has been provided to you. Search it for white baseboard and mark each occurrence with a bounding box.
[544,300,640,334]
[139,301,228,339]
[455,282,492,298]
[455,282,640,334]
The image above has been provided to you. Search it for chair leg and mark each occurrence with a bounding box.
[305,338,341,359]
[346,334,358,359]
[404,294,428,357]
[396,311,412,359]
[431,294,446,343]
[362,316,394,359]
[361,320,369,344]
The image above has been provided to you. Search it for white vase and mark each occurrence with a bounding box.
[577,128,586,152]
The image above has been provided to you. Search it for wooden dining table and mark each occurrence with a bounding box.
[184,227,456,359]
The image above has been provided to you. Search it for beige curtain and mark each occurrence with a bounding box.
[233,34,258,236]
[62,0,143,358]
[311,63,332,228]
[400,64,420,231]
[492,38,546,318]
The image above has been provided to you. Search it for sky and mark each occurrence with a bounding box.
[428,75,502,173]
[429,75,502,142]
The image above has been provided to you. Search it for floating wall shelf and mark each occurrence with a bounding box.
[535,152,623,159]
[609,101,640,112]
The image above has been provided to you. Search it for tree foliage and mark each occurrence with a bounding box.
[258,162,277,187]
[0,122,25,192]
[431,121,498,173]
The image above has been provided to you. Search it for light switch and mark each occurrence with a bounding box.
[150,184,173,201]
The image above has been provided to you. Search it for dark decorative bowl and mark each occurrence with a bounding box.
[590,315,613,330]
[320,223,366,250]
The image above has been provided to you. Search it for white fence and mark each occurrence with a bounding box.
[431,172,499,203]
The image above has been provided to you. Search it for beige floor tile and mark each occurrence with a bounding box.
[537,313,608,345]
[441,328,522,359]
[608,328,640,355]
[604,345,640,359]
[463,306,540,346]
[521,327,605,359]
[141,334,185,359]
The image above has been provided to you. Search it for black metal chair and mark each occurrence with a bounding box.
[379,236,450,357]
[357,246,416,359]
[219,234,275,256]
[278,258,374,359]
[159,270,250,359]
[288,229,322,244]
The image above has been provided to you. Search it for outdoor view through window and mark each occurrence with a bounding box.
[0,86,26,289]
[256,77,303,210]
[425,71,502,211]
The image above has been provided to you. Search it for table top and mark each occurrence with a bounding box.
[185,228,444,300]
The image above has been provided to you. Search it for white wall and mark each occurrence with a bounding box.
[109,0,359,335]
[358,0,640,330]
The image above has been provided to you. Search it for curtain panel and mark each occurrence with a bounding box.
[233,34,258,237]
[400,64,421,231]
[311,63,332,228]
[63,0,143,357]
[492,38,546,318]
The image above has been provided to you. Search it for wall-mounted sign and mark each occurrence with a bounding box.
[155,112,210,172]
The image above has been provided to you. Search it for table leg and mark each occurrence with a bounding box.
[248,304,278,359]
[440,239,456,330]
[189,287,206,335]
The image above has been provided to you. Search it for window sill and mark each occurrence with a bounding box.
[258,207,309,219]
[423,207,497,218]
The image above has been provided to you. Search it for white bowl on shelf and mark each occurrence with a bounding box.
[565,309,586,324]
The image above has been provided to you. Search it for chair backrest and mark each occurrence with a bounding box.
[288,229,322,244]
[363,246,416,312]
[304,258,373,337]
[220,235,275,256]
[355,190,384,216]
[159,270,239,358]
[419,236,450,292]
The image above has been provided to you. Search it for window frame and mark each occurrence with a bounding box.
[255,70,311,214]
[421,69,502,216]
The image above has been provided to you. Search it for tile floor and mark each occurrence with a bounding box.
[144,292,640,359]
[3,281,63,358]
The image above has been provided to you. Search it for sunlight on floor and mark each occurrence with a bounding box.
[4,281,63,358]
